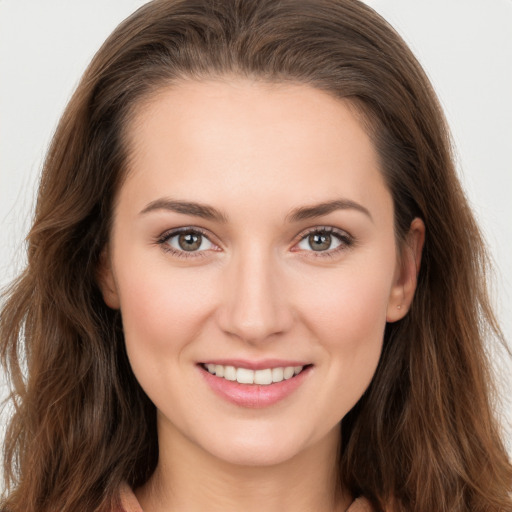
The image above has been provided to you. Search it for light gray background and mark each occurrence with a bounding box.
[1,0,511,451]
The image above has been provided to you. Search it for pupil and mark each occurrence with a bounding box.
[309,233,331,251]
[179,233,201,251]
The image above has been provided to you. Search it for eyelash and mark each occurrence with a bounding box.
[155,226,354,259]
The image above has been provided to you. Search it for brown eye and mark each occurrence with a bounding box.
[178,232,203,251]
[296,228,349,254]
[161,229,215,254]
[308,232,332,251]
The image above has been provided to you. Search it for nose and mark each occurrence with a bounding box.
[216,247,294,344]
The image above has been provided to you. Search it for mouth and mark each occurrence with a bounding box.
[200,362,310,385]
[198,361,312,408]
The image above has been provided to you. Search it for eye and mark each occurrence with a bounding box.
[170,231,212,252]
[295,227,353,255]
[157,228,216,256]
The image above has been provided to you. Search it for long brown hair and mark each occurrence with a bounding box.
[1,1,511,510]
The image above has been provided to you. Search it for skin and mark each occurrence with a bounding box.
[99,79,424,512]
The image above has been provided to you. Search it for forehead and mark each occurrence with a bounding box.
[119,79,391,221]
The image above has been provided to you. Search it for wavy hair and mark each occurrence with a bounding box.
[1,1,511,510]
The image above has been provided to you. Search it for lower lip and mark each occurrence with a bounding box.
[199,365,312,408]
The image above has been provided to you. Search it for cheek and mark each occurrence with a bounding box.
[115,262,216,363]
[294,259,394,404]
[299,261,392,343]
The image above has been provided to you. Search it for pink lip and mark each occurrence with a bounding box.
[198,363,312,408]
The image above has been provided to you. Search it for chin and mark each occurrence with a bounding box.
[199,426,323,468]
[211,444,301,467]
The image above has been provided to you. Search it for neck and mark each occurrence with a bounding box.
[136,420,351,512]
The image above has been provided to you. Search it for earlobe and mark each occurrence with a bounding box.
[96,247,121,310]
[386,218,425,322]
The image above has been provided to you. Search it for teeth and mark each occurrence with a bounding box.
[204,364,304,385]
[224,365,236,381]
[236,367,254,384]
[283,367,295,380]
[271,367,284,383]
[254,368,272,385]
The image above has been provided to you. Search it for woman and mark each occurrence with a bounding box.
[1,0,511,511]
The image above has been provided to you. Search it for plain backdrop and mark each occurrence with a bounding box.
[1,0,511,451]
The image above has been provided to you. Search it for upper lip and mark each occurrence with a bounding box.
[199,359,311,370]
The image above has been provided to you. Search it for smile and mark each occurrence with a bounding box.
[199,361,312,408]
[203,363,304,385]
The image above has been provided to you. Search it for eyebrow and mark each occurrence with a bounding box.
[286,199,373,223]
[139,197,372,223]
[139,198,228,223]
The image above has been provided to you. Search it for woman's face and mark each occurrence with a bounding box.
[100,79,421,467]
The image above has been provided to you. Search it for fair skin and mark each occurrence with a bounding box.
[99,79,424,512]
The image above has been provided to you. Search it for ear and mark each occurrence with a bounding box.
[96,246,121,309]
[386,218,425,322]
